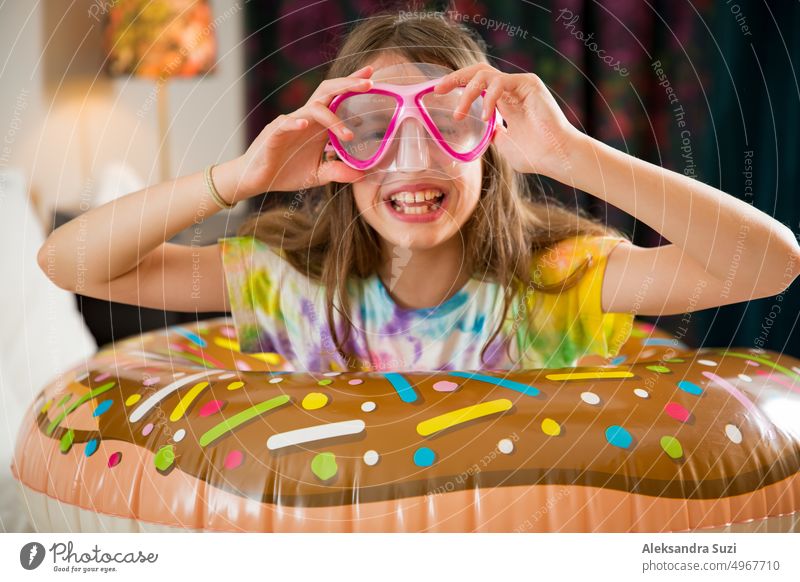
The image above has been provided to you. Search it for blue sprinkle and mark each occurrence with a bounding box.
[173,326,208,348]
[84,439,99,457]
[643,338,677,347]
[413,447,436,467]
[611,355,627,366]
[92,400,113,417]
[384,373,419,403]
[605,425,633,449]
[677,380,703,396]
[449,371,540,397]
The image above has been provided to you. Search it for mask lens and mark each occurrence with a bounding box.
[420,88,488,154]
[334,93,398,162]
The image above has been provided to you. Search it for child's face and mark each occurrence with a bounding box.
[349,55,483,252]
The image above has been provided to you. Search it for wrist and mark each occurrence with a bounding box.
[212,156,250,204]
[540,128,594,184]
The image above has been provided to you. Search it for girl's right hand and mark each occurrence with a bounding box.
[236,65,374,197]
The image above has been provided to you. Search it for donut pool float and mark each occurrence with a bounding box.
[12,318,800,532]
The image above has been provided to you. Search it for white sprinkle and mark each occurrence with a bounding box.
[725,424,743,444]
[268,377,284,384]
[361,401,376,412]
[581,392,601,405]
[634,388,649,399]
[323,372,341,377]
[737,374,752,383]
[267,419,366,450]
[698,359,718,366]
[173,429,186,442]
[219,373,237,380]
[363,450,380,466]
[498,438,514,454]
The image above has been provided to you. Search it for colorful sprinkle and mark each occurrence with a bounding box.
[173,429,186,442]
[169,381,210,422]
[384,372,419,403]
[361,401,376,412]
[348,379,363,386]
[129,370,227,423]
[363,450,380,466]
[142,423,154,436]
[92,399,113,417]
[59,429,75,453]
[250,352,281,365]
[664,402,692,423]
[219,326,237,338]
[173,372,186,378]
[200,394,291,447]
[219,373,237,380]
[634,388,650,399]
[226,381,245,391]
[214,337,240,351]
[154,445,175,472]
[173,326,207,347]
[302,392,329,410]
[677,380,703,396]
[738,374,752,382]
[413,447,436,467]
[311,452,338,481]
[94,372,111,382]
[108,452,122,468]
[449,371,540,397]
[546,371,634,381]
[143,377,160,387]
[235,360,252,371]
[660,436,684,459]
[268,377,284,384]
[498,438,514,454]
[541,418,561,437]
[317,378,333,386]
[646,365,671,374]
[323,372,341,377]
[605,425,633,449]
[125,394,142,407]
[416,399,513,437]
[725,424,743,444]
[433,380,460,392]
[267,419,365,450]
[84,439,98,457]
[224,450,244,470]
[199,400,226,417]
[580,391,601,405]
[698,359,718,367]
[39,399,53,414]
[46,381,116,436]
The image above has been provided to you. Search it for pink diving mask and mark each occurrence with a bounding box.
[324,62,502,182]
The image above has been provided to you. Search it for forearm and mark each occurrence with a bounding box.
[560,132,799,291]
[39,156,247,290]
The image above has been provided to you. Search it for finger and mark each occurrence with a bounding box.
[454,71,495,120]
[272,114,308,135]
[316,160,365,185]
[481,77,507,121]
[433,63,488,95]
[303,101,354,141]
[311,76,373,104]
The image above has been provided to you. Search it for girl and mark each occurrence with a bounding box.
[40,13,798,373]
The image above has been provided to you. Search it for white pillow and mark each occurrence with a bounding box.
[0,169,97,532]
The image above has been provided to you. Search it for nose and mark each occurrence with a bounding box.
[393,118,432,172]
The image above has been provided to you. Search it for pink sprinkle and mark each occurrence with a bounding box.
[224,450,244,470]
[143,377,160,386]
[745,360,760,367]
[199,400,225,417]
[348,379,363,386]
[94,372,111,382]
[433,380,459,392]
[220,326,237,338]
[236,360,252,371]
[108,452,122,468]
[664,402,692,423]
[142,423,154,436]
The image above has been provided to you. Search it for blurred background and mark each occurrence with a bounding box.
[1,0,798,531]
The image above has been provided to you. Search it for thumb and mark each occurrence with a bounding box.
[316,161,366,186]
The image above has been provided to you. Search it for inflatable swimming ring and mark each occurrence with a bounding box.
[12,318,800,532]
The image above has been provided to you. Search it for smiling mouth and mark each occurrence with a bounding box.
[387,189,446,215]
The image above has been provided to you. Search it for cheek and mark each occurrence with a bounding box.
[352,183,379,216]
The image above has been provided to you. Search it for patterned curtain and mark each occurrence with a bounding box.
[243,0,800,356]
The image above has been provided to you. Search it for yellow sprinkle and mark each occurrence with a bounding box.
[170,381,209,422]
[302,392,329,410]
[541,418,561,436]
[214,337,240,351]
[125,394,142,406]
[251,352,282,365]
[416,399,513,437]
[545,371,634,381]
[40,399,53,414]
[227,381,245,391]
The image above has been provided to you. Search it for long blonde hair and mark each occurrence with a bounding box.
[240,12,621,370]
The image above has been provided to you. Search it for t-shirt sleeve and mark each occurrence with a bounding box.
[517,234,634,368]
[218,235,286,353]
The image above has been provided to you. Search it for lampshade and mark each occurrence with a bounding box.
[105,0,216,79]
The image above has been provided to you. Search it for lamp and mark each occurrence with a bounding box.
[105,0,217,182]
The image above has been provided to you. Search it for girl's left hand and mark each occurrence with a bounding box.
[434,63,583,179]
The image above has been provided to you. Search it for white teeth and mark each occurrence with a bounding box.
[414,193,425,202]
[387,189,445,215]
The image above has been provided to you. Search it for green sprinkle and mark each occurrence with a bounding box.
[59,429,75,453]
[646,365,671,374]
[154,445,176,472]
[317,378,333,386]
[199,394,290,447]
[47,382,116,436]
[311,452,338,481]
[660,435,684,459]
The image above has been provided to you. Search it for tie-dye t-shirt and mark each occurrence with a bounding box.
[218,234,633,372]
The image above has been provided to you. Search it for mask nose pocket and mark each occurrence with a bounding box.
[393,119,432,172]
